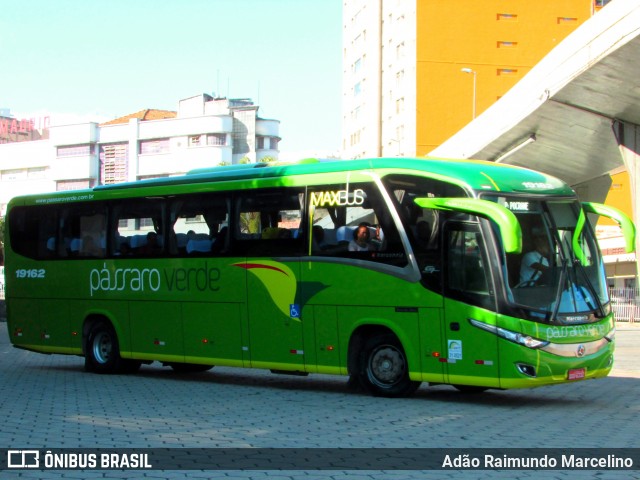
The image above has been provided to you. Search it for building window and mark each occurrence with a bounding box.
[189,135,202,147]
[1,169,26,181]
[139,138,170,155]
[354,57,362,74]
[100,143,128,185]
[57,179,92,191]
[396,70,404,89]
[28,167,47,179]
[257,136,265,149]
[207,133,226,146]
[557,17,577,24]
[270,137,279,150]
[57,144,93,157]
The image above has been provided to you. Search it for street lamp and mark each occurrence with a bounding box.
[461,68,477,119]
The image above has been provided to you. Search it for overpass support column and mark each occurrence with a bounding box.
[612,120,640,286]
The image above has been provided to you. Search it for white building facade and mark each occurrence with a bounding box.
[0,93,281,216]
[342,0,417,159]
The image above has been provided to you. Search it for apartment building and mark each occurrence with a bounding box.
[0,93,280,216]
[342,0,608,159]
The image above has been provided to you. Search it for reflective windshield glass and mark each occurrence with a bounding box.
[487,195,609,320]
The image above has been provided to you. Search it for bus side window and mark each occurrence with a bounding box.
[112,200,165,257]
[60,204,107,258]
[170,194,230,256]
[235,188,305,257]
[309,183,408,267]
[8,206,58,260]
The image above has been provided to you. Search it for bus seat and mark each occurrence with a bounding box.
[175,233,188,249]
[186,239,212,254]
[323,229,337,245]
[46,237,56,252]
[69,238,82,254]
[129,234,147,250]
[336,226,355,244]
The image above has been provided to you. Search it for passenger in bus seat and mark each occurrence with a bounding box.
[312,225,328,251]
[349,224,376,252]
[140,232,162,255]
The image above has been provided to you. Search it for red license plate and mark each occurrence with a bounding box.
[568,368,586,380]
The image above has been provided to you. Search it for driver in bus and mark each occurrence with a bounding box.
[519,232,550,284]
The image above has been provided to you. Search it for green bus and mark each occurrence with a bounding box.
[3,157,636,396]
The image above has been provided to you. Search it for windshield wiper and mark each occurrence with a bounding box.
[550,259,568,322]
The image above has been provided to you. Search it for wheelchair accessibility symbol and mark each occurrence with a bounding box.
[290,304,301,319]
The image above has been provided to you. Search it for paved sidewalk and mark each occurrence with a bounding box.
[1,316,639,479]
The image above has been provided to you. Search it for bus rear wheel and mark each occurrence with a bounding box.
[85,320,139,374]
[359,333,420,397]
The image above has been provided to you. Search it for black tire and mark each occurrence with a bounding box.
[85,320,127,374]
[358,333,421,397]
[169,363,214,373]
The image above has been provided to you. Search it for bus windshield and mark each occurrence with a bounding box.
[487,195,609,322]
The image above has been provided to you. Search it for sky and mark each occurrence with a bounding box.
[0,0,343,157]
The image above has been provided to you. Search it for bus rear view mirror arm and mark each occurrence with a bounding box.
[414,197,522,254]
[582,202,636,254]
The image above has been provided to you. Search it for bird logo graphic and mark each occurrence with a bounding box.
[233,260,328,321]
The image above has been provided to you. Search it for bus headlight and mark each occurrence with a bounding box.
[469,318,549,349]
[604,327,615,342]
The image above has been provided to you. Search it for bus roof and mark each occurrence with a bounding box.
[9,157,576,206]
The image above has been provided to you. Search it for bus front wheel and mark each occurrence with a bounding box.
[85,321,139,374]
[358,333,420,397]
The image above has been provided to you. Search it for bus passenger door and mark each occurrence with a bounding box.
[245,259,305,370]
[238,187,307,371]
[442,222,500,389]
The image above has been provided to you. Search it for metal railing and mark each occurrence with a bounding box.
[609,287,640,323]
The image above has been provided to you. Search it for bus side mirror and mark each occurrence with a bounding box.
[414,197,522,254]
[582,202,636,253]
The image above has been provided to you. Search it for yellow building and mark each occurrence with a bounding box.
[342,0,609,158]
[416,1,599,154]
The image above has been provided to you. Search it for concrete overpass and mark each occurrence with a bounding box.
[430,0,640,279]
